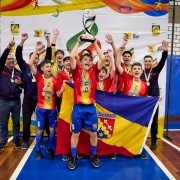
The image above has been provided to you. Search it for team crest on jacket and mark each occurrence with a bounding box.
[97,112,116,139]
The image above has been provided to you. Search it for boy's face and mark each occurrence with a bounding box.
[56,52,64,64]
[6,54,14,69]
[144,57,153,69]
[41,63,52,77]
[123,53,131,66]
[104,53,110,66]
[98,69,107,81]
[132,65,143,79]
[80,56,92,71]
[63,59,71,69]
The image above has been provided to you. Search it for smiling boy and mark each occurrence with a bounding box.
[68,36,105,170]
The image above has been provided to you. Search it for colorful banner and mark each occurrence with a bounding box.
[56,83,159,156]
[0,0,169,137]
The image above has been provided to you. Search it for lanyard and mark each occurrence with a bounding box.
[11,68,14,80]
[125,66,130,73]
[42,75,51,91]
[132,78,141,96]
[98,82,103,90]
[144,69,152,84]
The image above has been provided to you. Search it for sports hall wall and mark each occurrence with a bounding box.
[0,0,169,137]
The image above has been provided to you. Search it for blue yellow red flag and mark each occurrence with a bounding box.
[56,83,159,157]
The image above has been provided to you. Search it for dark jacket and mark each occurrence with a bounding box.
[15,45,51,101]
[141,51,168,96]
[0,47,22,101]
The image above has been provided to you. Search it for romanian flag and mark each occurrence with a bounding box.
[56,83,159,157]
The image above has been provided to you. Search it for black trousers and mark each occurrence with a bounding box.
[151,106,159,142]
[22,97,37,142]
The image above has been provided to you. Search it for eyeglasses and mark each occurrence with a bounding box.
[7,58,14,60]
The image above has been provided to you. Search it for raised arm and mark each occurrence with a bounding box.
[70,36,81,70]
[0,38,15,74]
[107,49,115,79]
[94,39,105,70]
[105,34,117,62]
[156,40,168,73]
[29,42,42,75]
[116,47,125,75]
[15,33,28,70]
[51,29,59,64]
[44,34,51,60]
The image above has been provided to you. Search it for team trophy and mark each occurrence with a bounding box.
[80,9,96,43]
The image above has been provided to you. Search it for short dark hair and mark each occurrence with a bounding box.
[63,56,70,62]
[101,66,108,74]
[103,52,108,55]
[82,49,92,55]
[55,49,65,56]
[122,51,132,57]
[79,54,93,62]
[144,55,153,60]
[132,62,142,69]
[40,59,51,67]
[29,52,39,59]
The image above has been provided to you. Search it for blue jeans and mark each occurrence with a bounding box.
[0,99,21,144]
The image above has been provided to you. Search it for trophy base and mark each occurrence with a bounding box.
[80,34,95,43]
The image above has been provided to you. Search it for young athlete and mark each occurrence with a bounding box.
[57,56,72,162]
[58,56,73,87]
[68,36,105,170]
[103,34,117,93]
[15,33,51,149]
[29,41,63,160]
[116,46,148,160]
[141,40,168,150]
[97,50,115,92]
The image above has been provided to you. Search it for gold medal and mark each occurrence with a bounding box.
[146,82,150,86]
[10,79,14,83]
[42,92,45,96]
[32,78,36,82]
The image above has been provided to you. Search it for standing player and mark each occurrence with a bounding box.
[116,46,148,159]
[141,40,168,150]
[68,37,105,169]
[29,41,63,160]
[15,33,51,149]
[57,56,72,162]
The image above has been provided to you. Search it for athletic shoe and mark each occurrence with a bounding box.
[77,154,84,159]
[109,154,116,160]
[0,142,8,151]
[62,154,69,161]
[46,148,54,159]
[21,142,28,150]
[138,153,148,160]
[150,141,157,150]
[68,156,76,170]
[91,155,100,167]
[13,141,21,149]
[35,150,42,160]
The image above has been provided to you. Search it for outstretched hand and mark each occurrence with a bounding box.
[8,37,15,49]
[44,34,50,41]
[53,29,59,36]
[105,34,114,44]
[36,41,43,50]
[161,40,168,51]
[22,33,28,41]
[122,38,128,46]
